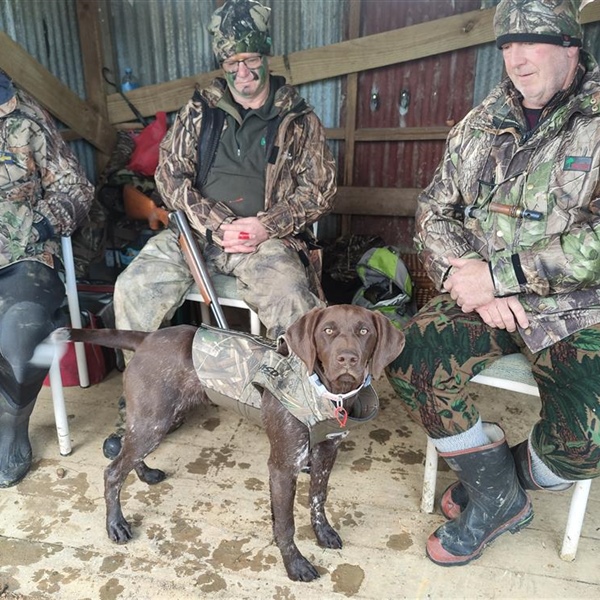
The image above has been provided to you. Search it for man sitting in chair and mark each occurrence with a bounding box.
[0,71,93,487]
[386,0,600,566]
[107,0,336,458]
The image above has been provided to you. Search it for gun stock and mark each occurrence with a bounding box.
[170,210,229,330]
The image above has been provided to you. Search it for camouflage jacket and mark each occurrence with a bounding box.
[192,326,379,448]
[416,51,600,352]
[0,90,93,269]
[155,76,337,250]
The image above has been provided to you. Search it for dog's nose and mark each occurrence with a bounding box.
[336,351,358,368]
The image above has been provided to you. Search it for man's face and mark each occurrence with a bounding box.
[221,53,269,103]
[501,42,579,109]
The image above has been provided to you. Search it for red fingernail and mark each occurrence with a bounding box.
[238,232,250,240]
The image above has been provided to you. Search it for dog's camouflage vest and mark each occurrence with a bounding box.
[191,325,379,447]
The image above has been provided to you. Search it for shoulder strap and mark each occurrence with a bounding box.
[194,93,226,191]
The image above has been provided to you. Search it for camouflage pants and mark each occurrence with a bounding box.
[114,227,324,341]
[386,295,600,481]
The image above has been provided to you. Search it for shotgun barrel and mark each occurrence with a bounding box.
[170,210,229,330]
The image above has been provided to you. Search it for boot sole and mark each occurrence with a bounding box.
[426,499,534,567]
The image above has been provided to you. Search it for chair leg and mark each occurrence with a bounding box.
[48,352,72,456]
[249,309,260,336]
[61,237,89,388]
[559,479,592,561]
[200,302,211,327]
[421,437,438,513]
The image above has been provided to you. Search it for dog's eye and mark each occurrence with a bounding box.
[324,327,334,335]
[359,327,368,335]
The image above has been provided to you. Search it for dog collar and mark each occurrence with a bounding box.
[308,372,372,427]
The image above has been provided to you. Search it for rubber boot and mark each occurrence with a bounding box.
[440,439,572,520]
[0,392,36,487]
[426,423,533,566]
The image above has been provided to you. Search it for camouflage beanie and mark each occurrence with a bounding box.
[494,0,583,49]
[208,0,272,62]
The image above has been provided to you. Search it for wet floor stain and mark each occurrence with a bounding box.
[208,538,277,573]
[133,481,172,507]
[387,531,414,551]
[1,539,61,567]
[185,446,236,475]
[195,570,227,593]
[99,554,126,574]
[388,445,424,465]
[98,577,124,600]
[201,416,221,432]
[244,477,264,491]
[331,562,364,596]
[32,566,80,595]
[395,423,413,438]
[273,584,298,599]
[350,457,372,472]
[369,428,391,444]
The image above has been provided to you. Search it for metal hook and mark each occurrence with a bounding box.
[399,89,411,116]
[370,84,380,113]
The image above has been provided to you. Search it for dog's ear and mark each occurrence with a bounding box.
[369,310,406,379]
[283,307,325,372]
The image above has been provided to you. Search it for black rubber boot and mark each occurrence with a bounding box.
[0,393,36,487]
[426,423,533,566]
[440,438,572,520]
[0,262,66,486]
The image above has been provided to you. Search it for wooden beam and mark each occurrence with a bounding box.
[76,0,115,166]
[341,0,362,235]
[0,32,117,154]
[333,187,421,217]
[354,126,450,142]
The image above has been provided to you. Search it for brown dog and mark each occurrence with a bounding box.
[62,305,405,582]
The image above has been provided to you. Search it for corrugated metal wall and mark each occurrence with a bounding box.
[349,0,482,249]
[107,0,345,129]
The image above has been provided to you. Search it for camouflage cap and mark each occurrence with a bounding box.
[208,0,272,62]
[494,0,584,48]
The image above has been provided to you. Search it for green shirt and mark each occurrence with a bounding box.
[202,79,279,217]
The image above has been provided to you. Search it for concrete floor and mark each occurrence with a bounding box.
[1,353,599,599]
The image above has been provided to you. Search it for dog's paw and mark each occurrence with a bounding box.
[315,523,342,549]
[107,519,133,544]
[285,556,321,582]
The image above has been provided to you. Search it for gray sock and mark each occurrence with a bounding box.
[528,436,573,488]
[433,418,491,453]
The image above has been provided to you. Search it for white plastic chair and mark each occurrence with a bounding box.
[47,236,89,456]
[186,273,261,335]
[420,353,592,561]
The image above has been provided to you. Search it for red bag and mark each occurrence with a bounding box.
[43,311,107,387]
[127,111,168,177]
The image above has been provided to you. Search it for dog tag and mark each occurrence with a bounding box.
[334,406,348,428]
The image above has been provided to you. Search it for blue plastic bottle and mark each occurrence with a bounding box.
[121,67,139,92]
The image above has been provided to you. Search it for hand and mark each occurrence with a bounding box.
[443,257,494,312]
[475,297,530,331]
[220,216,269,254]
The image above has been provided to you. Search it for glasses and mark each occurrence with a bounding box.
[222,55,263,73]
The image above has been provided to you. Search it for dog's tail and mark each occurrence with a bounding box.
[52,327,149,352]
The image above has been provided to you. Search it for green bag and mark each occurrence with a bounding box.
[351,246,416,328]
